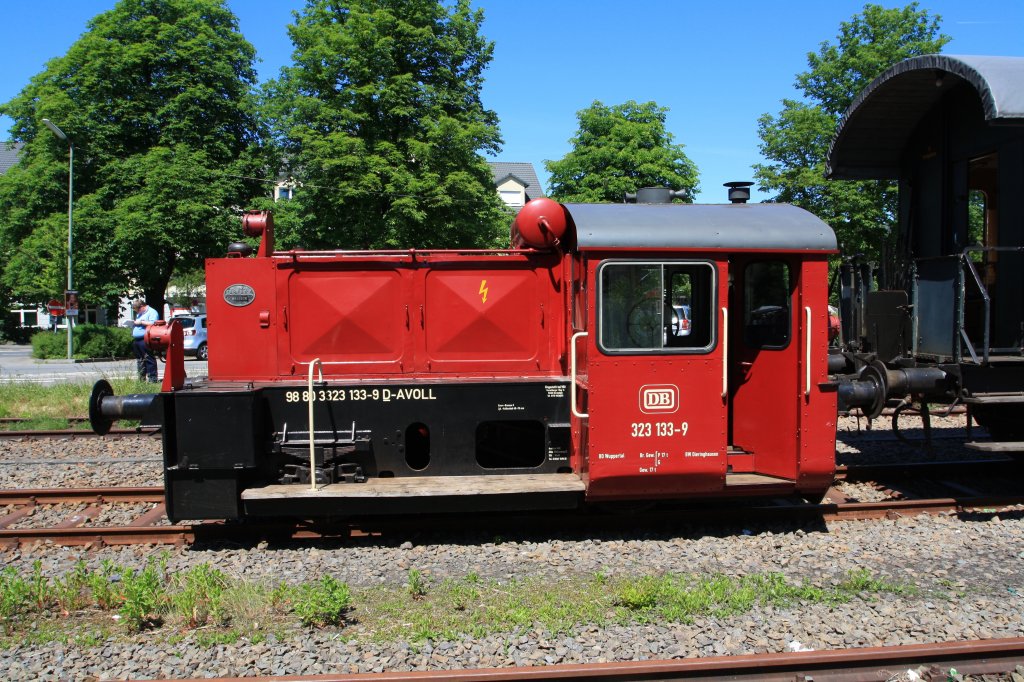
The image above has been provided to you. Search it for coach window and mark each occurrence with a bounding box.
[598,261,715,353]
[743,261,791,349]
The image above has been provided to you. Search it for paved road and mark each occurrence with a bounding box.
[0,343,208,385]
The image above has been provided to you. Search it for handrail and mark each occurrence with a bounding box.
[307,358,323,491]
[804,307,812,398]
[959,246,1024,363]
[721,308,728,399]
[960,253,990,363]
[570,332,589,419]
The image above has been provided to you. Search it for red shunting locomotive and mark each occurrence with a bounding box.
[91,186,839,521]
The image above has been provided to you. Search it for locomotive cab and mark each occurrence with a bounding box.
[92,190,838,521]
[564,196,837,503]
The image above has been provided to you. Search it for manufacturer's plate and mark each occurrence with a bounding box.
[223,283,255,307]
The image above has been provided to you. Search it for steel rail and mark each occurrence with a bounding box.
[819,495,1024,520]
[0,486,164,505]
[0,427,159,439]
[2,493,1021,549]
[139,637,1024,681]
[0,524,194,547]
[0,416,89,423]
[836,458,1023,480]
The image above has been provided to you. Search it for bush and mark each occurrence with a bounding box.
[169,564,229,628]
[119,560,168,631]
[30,330,68,358]
[31,324,133,360]
[0,315,33,343]
[76,325,133,359]
[0,567,33,633]
[86,560,125,611]
[293,575,351,627]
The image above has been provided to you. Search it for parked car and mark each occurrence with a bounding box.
[671,305,691,336]
[173,314,208,361]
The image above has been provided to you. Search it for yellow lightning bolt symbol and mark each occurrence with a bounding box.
[479,279,489,303]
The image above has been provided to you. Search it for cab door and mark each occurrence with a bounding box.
[728,256,800,479]
[580,258,728,500]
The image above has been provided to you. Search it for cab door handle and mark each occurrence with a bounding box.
[570,331,589,419]
[804,306,812,398]
[721,307,728,399]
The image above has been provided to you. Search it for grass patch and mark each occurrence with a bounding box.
[0,377,158,425]
[290,575,352,627]
[350,570,905,643]
[0,562,921,650]
[835,568,917,598]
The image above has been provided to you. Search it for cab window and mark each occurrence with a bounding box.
[598,261,715,353]
[743,261,791,349]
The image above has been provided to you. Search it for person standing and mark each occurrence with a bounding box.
[131,299,159,383]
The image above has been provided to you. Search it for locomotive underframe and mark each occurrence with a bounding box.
[160,379,577,521]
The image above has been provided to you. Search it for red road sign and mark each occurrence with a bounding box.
[46,299,65,316]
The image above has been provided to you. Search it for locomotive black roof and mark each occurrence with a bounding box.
[828,54,1024,180]
[564,202,837,252]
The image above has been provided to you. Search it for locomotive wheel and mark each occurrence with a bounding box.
[970,404,1024,441]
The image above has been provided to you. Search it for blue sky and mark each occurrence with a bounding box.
[2,1,1023,202]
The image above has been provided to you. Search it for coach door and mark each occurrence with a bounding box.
[579,258,728,499]
[728,256,800,479]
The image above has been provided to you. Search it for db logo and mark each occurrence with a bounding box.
[639,384,678,414]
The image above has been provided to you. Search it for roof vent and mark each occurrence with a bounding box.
[624,187,689,204]
[725,181,753,204]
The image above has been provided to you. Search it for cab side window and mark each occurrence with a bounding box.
[598,261,715,353]
[743,261,791,349]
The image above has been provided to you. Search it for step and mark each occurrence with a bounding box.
[965,441,1024,453]
[724,472,794,489]
[961,393,1024,405]
[242,473,585,516]
[245,473,585,499]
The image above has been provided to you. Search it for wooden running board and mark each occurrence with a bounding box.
[244,473,585,499]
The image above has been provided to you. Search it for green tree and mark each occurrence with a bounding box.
[264,0,508,250]
[754,3,949,261]
[0,0,265,315]
[545,100,699,204]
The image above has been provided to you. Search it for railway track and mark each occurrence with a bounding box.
[2,458,1022,548]
[0,427,159,439]
[129,637,1024,681]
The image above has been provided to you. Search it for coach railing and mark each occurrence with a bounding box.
[959,246,1024,364]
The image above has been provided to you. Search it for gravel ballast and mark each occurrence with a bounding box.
[1,416,1023,680]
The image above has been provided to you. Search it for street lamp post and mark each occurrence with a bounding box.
[42,118,73,361]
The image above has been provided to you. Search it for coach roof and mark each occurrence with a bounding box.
[828,54,1024,180]
[564,202,837,252]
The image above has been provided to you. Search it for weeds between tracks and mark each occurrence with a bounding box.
[1,556,915,649]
